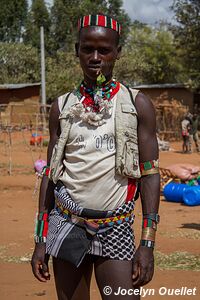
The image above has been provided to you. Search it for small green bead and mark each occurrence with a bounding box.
[144,161,153,170]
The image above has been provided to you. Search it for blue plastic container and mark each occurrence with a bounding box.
[163,182,189,203]
[183,186,200,206]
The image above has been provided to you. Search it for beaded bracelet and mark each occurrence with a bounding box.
[143,213,160,224]
[140,213,159,248]
[34,212,49,243]
[41,166,50,177]
[140,159,159,176]
[140,239,155,248]
[142,218,157,230]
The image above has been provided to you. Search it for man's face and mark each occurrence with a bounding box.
[76,26,121,84]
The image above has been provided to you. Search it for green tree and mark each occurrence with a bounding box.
[113,23,150,85]
[0,43,40,83]
[0,42,82,101]
[171,0,200,89]
[120,22,184,84]
[0,0,28,42]
[24,0,51,50]
[50,0,81,52]
[46,51,82,101]
[106,0,131,43]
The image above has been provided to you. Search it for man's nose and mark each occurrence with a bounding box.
[92,50,100,61]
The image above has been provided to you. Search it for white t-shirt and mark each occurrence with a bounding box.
[58,93,129,211]
[181,119,190,131]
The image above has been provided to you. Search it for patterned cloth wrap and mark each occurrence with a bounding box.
[46,181,136,267]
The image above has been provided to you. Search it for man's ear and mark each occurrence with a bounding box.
[116,45,122,60]
[75,42,79,57]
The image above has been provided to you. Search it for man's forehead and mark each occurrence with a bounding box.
[79,26,118,42]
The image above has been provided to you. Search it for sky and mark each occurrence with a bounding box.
[122,0,175,24]
[29,0,175,25]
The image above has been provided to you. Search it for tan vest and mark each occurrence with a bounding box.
[49,84,141,182]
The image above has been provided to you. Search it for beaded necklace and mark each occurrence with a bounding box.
[76,79,120,113]
[69,79,120,126]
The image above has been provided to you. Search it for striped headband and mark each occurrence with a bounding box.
[78,15,121,35]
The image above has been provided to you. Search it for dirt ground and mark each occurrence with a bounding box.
[0,133,200,300]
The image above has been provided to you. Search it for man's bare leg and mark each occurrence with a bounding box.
[94,257,140,300]
[53,255,93,300]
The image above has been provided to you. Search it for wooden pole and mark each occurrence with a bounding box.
[7,127,12,175]
[40,26,46,112]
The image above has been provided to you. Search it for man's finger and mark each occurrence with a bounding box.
[142,266,154,286]
[31,261,48,282]
[132,265,147,287]
[41,262,50,279]
[132,261,140,281]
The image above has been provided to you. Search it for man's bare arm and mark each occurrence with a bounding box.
[38,99,61,212]
[132,92,160,287]
[31,99,60,282]
[136,92,160,214]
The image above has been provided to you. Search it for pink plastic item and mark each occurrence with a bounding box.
[34,159,47,173]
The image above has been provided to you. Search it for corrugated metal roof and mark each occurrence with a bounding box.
[0,83,41,90]
[133,83,187,89]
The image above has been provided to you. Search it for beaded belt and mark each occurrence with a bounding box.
[55,200,134,229]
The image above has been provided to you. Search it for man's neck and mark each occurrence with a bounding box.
[83,75,113,89]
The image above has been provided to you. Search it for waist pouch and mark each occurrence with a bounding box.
[46,181,134,267]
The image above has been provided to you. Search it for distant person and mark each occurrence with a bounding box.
[181,116,190,153]
[187,114,193,153]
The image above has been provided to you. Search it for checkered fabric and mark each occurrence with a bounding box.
[46,184,136,263]
[89,201,135,260]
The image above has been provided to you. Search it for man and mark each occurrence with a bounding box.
[31,15,160,300]
[181,115,190,153]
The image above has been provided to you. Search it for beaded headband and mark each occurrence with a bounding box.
[78,15,121,35]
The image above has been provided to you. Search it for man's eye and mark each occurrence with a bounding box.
[99,48,110,54]
[81,47,93,53]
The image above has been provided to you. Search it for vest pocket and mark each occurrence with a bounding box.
[121,104,138,129]
[121,131,140,178]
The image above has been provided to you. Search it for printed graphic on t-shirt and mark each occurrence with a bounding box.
[75,135,86,149]
[94,134,115,152]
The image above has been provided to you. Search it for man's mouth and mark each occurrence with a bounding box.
[88,65,101,69]
[88,66,102,75]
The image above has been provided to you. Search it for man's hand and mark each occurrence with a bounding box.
[31,243,50,282]
[132,245,154,287]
